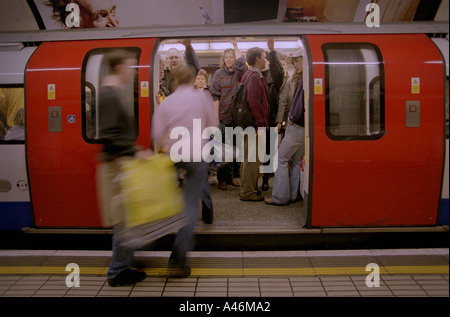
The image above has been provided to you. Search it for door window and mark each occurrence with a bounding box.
[322,43,385,141]
[81,47,141,143]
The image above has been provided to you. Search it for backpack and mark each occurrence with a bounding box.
[231,71,256,129]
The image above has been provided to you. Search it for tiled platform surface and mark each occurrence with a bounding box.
[0,275,448,297]
[0,249,448,297]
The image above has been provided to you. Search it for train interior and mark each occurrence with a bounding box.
[153,37,309,233]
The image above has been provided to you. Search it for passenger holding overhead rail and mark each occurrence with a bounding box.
[161,40,201,98]
[210,40,247,190]
[239,47,270,202]
[265,50,305,207]
[261,39,285,192]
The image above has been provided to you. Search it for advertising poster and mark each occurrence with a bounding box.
[31,0,296,29]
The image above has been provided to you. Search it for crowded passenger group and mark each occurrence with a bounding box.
[155,38,306,218]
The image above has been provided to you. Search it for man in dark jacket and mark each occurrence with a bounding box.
[261,39,284,191]
[239,47,270,202]
[96,50,146,287]
[161,40,201,97]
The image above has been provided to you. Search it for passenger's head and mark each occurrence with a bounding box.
[107,50,137,83]
[263,51,272,71]
[172,65,197,89]
[246,47,266,70]
[221,48,236,70]
[278,53,288,75]
[166,48,183,71]
[287,50,304,74]
[195,69,208,89]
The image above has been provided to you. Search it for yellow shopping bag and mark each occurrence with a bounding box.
[120,154,184,228]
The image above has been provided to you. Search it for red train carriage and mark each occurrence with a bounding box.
[0,23,448,234]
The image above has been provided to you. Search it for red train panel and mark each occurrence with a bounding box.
[26,39,155,227]
[306,34,444,227]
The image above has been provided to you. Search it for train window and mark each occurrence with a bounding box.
[81,47,141,143]
[0,86,25,143]
[322,43,385,141]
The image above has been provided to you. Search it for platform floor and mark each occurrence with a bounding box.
[0,248,448,297]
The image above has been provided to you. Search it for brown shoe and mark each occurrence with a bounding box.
[240,194,264,202]
[218,181,227,190]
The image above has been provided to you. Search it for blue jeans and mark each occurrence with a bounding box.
[170,161,208,266]
[271,123,305,204]
[108,224,134,279]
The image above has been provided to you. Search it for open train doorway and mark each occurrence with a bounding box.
[152,37,310,233]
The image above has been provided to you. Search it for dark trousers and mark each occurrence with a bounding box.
[217,123,240,183]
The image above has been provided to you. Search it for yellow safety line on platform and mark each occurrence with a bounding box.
[0,266,447,276]
[385,266,449,274]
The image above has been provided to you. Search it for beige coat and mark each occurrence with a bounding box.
[275,76,298,124]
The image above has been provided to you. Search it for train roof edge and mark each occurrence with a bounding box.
[0,21,448,44]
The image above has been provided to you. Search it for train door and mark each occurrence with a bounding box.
[25,39,155,227]
[306,34,445,227]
